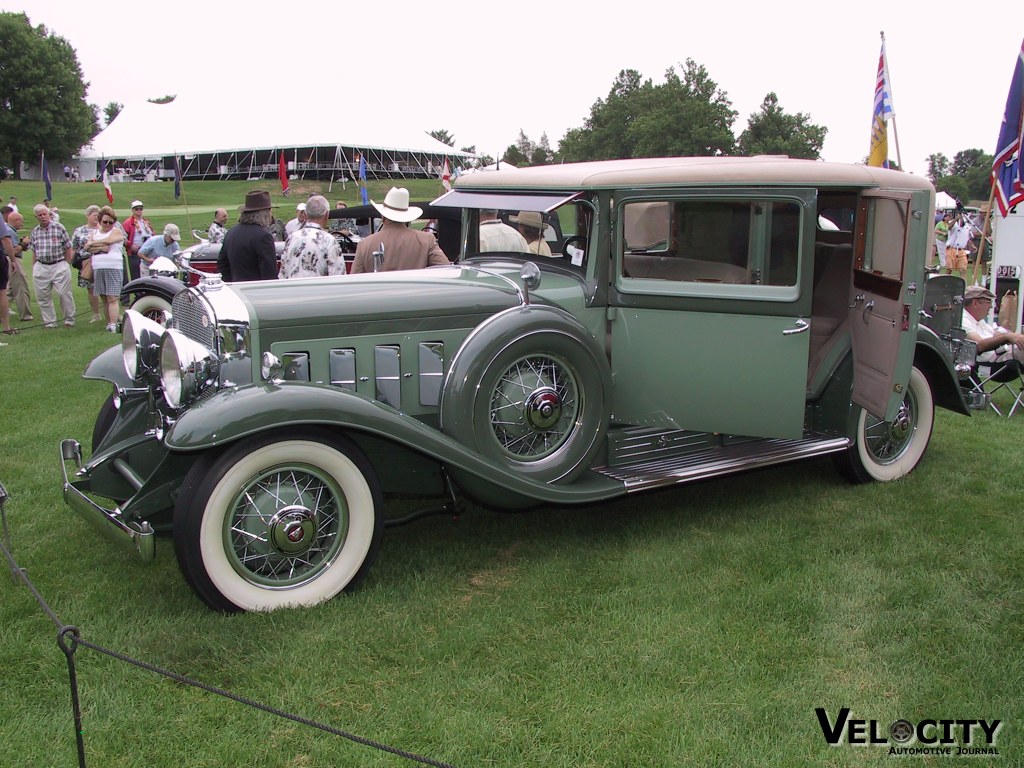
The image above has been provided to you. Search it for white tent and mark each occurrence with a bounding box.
[935,191,959,210]
[76,96,472,181]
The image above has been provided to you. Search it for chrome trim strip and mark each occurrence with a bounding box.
[418,342,444,406]
[375,345,402,407]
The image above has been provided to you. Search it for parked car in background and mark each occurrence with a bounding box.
[62,157,973,612]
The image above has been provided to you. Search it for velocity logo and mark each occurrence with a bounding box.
[815,707,1001,756]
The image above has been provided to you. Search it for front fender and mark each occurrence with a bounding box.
[120,275,185,303]
[165,383,624,504]
[84,344,134,389]
[914,326,970,416]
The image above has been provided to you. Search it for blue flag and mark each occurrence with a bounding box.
[359,155,369,205]
[41,152,53,200]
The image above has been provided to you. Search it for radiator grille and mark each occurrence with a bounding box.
[171,290,216,349]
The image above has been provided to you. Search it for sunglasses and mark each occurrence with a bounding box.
[132,207,143,211]
[101,219,115,225]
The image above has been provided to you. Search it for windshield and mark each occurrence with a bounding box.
[462,199,592,269]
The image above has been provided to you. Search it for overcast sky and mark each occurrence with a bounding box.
[5,0,1022,177]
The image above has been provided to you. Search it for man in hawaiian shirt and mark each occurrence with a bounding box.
[279,196,346,278]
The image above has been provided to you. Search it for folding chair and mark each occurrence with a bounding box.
[969,358,1024,417]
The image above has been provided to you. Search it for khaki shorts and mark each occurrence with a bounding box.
[947,248,968,271]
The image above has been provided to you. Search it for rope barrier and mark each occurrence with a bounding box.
[1,493,457,768]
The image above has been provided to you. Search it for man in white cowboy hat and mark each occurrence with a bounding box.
[217,190,278,282]
[352,187,450,273]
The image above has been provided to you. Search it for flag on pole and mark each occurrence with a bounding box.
[359,154,369,205]
[992,38,1024,217]
[440,158,452,192]
[101,158,113,204]
[867,38,896,168]
[41,151,53,200]
[279,150,290,197]
[173,155,182,200]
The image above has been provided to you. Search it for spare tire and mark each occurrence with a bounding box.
[440,307,611,483]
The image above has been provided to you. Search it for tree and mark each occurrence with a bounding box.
[0,13,98,178]
[147,94,176,105]
[103,101,123,127]
[927,153,950,184]
[558,62,737,161]
[931,148,993,202]
[428,129,455,147]
[736,92,826,159]
[558,69,653,161]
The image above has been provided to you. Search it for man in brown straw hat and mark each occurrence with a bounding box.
[217,190,278,282]
[351,187,450,273]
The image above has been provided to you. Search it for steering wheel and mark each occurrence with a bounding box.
[561,236,587,263]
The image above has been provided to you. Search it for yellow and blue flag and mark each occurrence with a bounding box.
[867,41,895,168]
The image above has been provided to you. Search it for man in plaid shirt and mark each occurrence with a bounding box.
[29,203,75,328]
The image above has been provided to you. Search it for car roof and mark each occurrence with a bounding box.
[454,156,934,193]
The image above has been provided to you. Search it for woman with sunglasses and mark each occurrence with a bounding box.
[86,206,126,332]
[70,205,103,323]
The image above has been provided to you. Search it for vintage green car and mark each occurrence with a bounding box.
[61,157,975,612]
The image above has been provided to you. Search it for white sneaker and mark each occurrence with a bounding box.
[106,323,117,332]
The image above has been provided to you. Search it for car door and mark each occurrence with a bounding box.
[609,192,815,440]
[848,190,918,421]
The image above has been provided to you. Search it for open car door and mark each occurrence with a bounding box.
[849,190,915,421]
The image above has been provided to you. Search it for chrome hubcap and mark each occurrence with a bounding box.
[268,505,318,555]
[525,387,562,430]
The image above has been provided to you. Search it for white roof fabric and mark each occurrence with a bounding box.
[79,96,472,160]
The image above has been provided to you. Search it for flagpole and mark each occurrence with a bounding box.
[880,32,903,169]
[175,152,193,242]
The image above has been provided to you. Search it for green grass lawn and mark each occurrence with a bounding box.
[2,176,447,245]
[1,270,1022,766]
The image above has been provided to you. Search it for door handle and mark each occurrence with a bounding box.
[783,318,809,336]
[862,300,875,323]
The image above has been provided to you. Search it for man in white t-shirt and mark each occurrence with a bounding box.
[961,285,1024,379]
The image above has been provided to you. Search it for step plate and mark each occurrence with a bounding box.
[593,434,850,491]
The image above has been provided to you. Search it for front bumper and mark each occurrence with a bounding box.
[60,439,156,561]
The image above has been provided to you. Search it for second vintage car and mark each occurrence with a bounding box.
[62,157,974,612]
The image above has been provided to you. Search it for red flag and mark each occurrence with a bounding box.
[101,159,113,204]
[279,150,290,197]
[441,158,451,192]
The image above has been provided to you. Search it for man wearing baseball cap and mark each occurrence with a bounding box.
[351,187,450,273]
[962,284,1024,375]
[137,222,181,276]
[122,200,153,281]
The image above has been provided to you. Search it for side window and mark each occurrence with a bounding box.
[621,199,800,287]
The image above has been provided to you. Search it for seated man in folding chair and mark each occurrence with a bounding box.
[962,284,1024,398]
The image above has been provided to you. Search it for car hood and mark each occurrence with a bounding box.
[225,263,570,330]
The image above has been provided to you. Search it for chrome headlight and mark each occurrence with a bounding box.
[159,329,220,409]
[122,309,167,380]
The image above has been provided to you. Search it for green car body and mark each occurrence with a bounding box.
[61,157,974,612]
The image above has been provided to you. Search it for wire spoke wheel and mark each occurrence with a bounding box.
[862,391,917,465]
[489,354,579,460]
[174,429,382,612]
[225,464,348,589]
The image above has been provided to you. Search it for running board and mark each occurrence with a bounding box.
[591,435,850,492]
